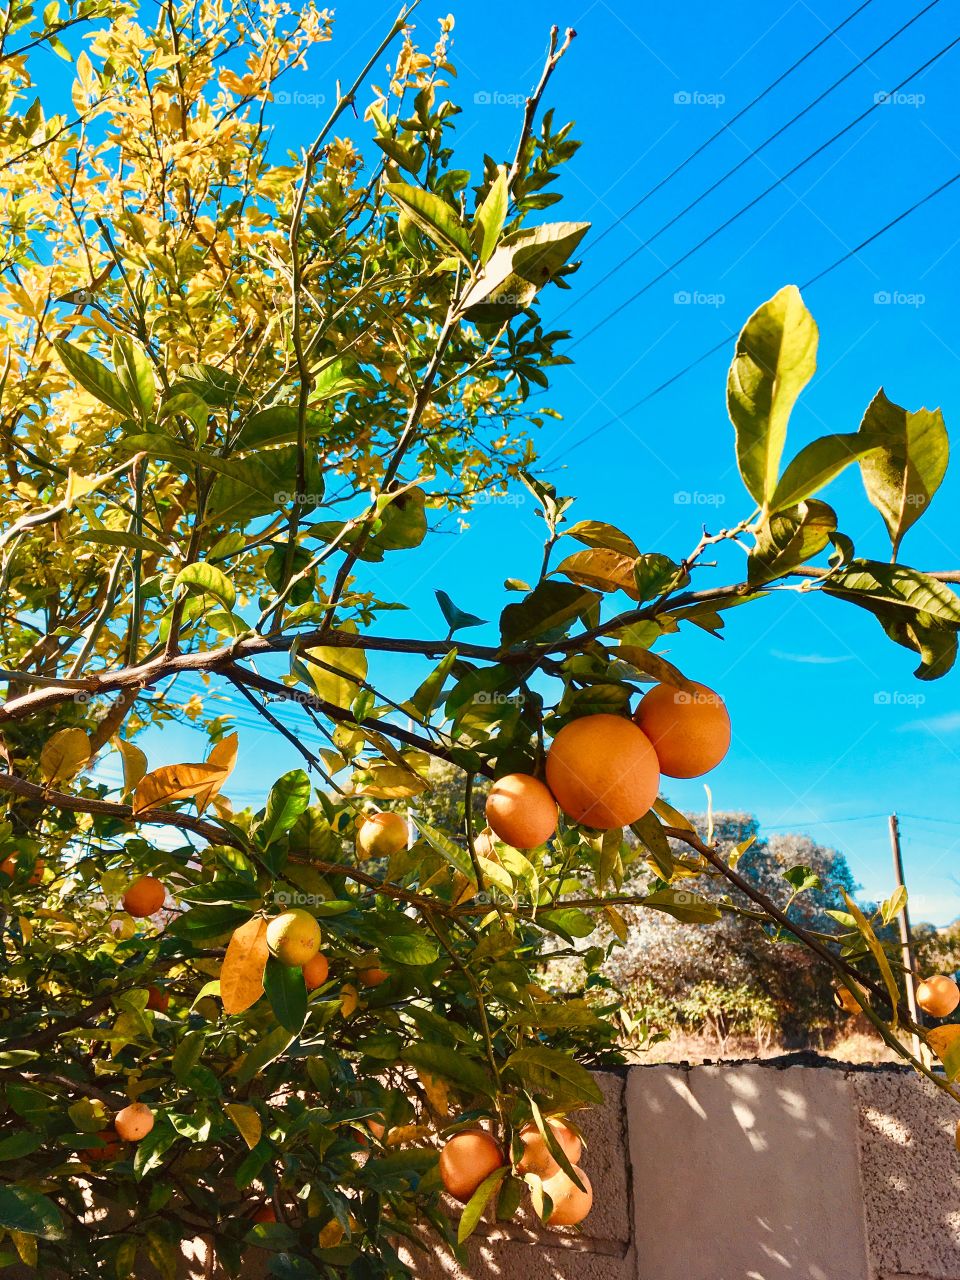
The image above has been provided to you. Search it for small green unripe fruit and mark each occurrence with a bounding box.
[266,909,321,966]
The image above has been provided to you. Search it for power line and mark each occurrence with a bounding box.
[761,812,890,831]
[585,0,880,257]
[562,30,960,352]
[559,0,945,325]
[548,167,960,460]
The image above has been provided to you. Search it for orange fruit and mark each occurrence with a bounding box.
[146,985,169,1013]
[303,952,329,991]
[357,965,388,988]
[515,1118,582,1177]
[545,714,659,830]
[357,811,408,859]
[122,876,166,918]
[917,974,960,1019]
[86,1129,120,1162]
[368,1117,387,1141]
[834,984,863,1015]
[485,774,558,849]
[439,1129,504,1203]
[0,854,44,885]
[115,1102,154,1142]
[266,909,321,966]
[633,682,730,778]
[541,1166,592,1226]
[251,1204,276,1224]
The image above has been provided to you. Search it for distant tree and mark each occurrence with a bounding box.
[608,815,860,1046]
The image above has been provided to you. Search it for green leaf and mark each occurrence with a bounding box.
[858,388,949,557]
[55,339,132,416]
[237,1026,295,1086]
[0,1133,43,1161]
[80,529,170,557]
[458,1166,507,1243]
[133,1116,178,1179]
[409,648,459,718]
[769,433,881,513]
[0,1186,63,1238]
[499,580,599,647]
[783,864,821,893]
[435,590,486,634]
[384,183,472,260]
[640,888,722,925]
[411,816,475,879]
[630,811,674,880]
[528,1095,588,1192]
[843,891,901,1030]
[823,561,960,627]
[473,166,509,267]
[462,221,590,315]
[303,630,367,709]
[402,1043,496,1098]
[880,885,908,927]
[257,771,312,847]
[263,956,307,1034]
[174,562,236,611]
[564,520,640,559]
[377,915,440,966]
[633,553,687,602]
[748,500,837,586]
[727,285,818,507]
[112,334,156,420]
[504,1046,603,1105]
[172,1030,205,1082]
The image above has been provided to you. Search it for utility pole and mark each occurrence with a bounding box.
[890,813,922,1058]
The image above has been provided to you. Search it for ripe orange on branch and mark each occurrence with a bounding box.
[917,974,960,1018]
[541,1166,593,1226]
[485,773,558,849]
[633,681,730,778]
[439,1129,505,1203]
[266,909,321,966]
[302,952,329,991]
[515,1118,582,1177]
[122,875,166,918]
[0,854,44,885]
[357,964,388,988]
[115,1102,155,1142]
[545,713,659,830]
[357,811,408,859]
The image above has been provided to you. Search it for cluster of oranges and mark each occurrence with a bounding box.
[485,681,731,849]
[439,1117,591,1227]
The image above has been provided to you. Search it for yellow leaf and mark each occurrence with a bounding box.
[340,983,359,1018]
[653,797,696,834]
[353,760,429,799]
[220,917,268,1014]
[225,1102,262,1150]
[604,904,628,942]
[196,731,239,814]
[40,727,91,785]
[18,916,32,944]
[9,1230,37,1268]
[928,1024,960,1077]
[417,1069,449,1118]
[133,762,228,814]
[555,547,639,598]
[65,469,104,508]
[306,624,367,708]
[114,736,147,797]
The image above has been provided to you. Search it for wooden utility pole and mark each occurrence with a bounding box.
[890,813,922,1058]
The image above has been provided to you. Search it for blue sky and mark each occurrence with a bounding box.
[48,1,960,921]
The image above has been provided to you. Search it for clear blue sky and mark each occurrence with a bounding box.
[54,1,960,921]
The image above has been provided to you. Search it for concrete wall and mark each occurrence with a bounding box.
[51,1057,951,1279]
[407,1057,960,1280]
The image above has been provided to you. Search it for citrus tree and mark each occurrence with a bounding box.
[3,4,960,1278]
